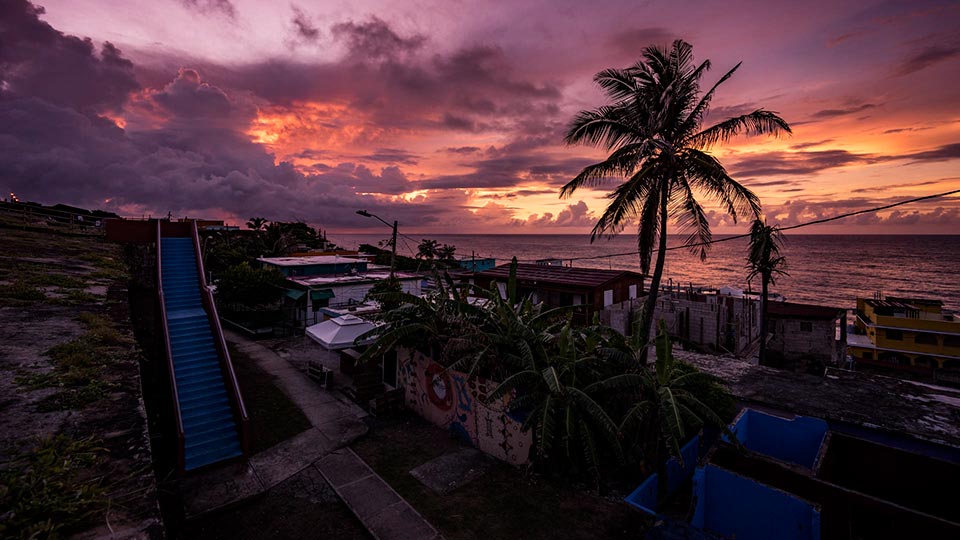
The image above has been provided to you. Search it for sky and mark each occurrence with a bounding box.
[1,0,959,234]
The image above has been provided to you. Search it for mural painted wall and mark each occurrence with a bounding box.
[397,348,532,465]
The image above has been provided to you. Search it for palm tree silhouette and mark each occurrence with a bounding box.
[747,218,788,366]
[562,40,790,355]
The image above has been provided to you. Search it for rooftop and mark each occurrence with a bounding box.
[258,255,366,267]
[476,263,645,288]
[289,271,419,287]
[676,350,960,449]
[767,301,845,320]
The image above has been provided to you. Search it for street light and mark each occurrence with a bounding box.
[356,210,398,277]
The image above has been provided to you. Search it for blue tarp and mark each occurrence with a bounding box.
[625,436,701,515]
[723,409,828,469]
[692,465,821,540]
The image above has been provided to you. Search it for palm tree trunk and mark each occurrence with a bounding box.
[639,189,669,364]
[758,271,769,366]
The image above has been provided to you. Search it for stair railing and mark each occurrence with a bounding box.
[191,221,250,456]
[157,219,186,473]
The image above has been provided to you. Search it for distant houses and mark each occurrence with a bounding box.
[767,301,846,374]
[256,254,421,327]
[849,296,960,384]
[473,263,645,324]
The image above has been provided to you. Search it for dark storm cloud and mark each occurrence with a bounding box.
[331,16,426,60]
[790,139,834,150]
[903,143,960,162]
[150,68,236,119]
[441,146,482,154]
[362,148,420,165]
[896,43,960,76]
[420,155,594,190]
[290,5,321,43]
[0,0,139,113]
[810,103,877,118]
[851,179,948,193]
[222,40,563,134]
[178,0,236,19]
[744,179,801,188]
[731,149,879,177]
[0,2,454,228]
[732,142,960,179]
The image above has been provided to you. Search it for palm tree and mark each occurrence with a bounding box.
[417,238,439,261]
[747,218,788,367]
[246,217,268,231]
[437,244,457,262]
[561,40,790,355]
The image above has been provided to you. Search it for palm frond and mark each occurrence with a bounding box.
[688,109,791,149]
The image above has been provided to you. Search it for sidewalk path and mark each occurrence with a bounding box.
[182,331,444,540]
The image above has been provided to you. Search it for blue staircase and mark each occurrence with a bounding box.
[160,237,242,471]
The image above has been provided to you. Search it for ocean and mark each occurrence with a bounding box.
[329,233,960,310]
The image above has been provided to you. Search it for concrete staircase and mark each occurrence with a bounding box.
[160,237,242,471]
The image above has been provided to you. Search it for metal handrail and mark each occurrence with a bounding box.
[156,220,186,473]
[191,221,250,455]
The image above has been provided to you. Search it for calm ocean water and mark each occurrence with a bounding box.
[330,234,960,310]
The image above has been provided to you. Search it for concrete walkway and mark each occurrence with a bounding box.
[318,449,444,540]
[181,331,368,517]
[182,331,444,540]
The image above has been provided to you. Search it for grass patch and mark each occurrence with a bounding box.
[35,381,114,412]
[15,313,130,411]
[352,414,648,540]
[229,344,312,453]
[0,281,46,307]
[54,290,99,305]
[0,435,108,539]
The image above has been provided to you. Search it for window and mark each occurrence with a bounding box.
[885,329,903,341]
[862,351,873,360]
[915,333,937,345]
[603,289,614,307]
[572,294,583,306]
[628,284,638,299]
[800,321,813,332]
[945,335,960,348]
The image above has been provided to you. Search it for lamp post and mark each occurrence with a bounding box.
[356,210,397,277]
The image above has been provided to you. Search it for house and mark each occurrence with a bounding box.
[285,270,421,325]
[258,255,368,277]
[473,263,645,323]
[849,296,960,384]
[767,301,846,373]
[646,286,760,356]
[457,256,496,272]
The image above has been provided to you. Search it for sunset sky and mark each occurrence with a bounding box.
[2,0,959,233]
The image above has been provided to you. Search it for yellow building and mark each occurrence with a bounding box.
[848,296,960,383]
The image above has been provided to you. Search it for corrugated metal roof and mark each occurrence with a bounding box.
[476,263,644,288]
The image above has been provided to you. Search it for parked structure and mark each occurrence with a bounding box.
[767,302,846,373]
[849,295,960,384]
[473,264,645,324]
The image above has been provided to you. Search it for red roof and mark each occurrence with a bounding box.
[768,301,845,320]
[476,263,644,289]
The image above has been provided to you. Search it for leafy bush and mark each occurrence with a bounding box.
[215,262,286,307]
